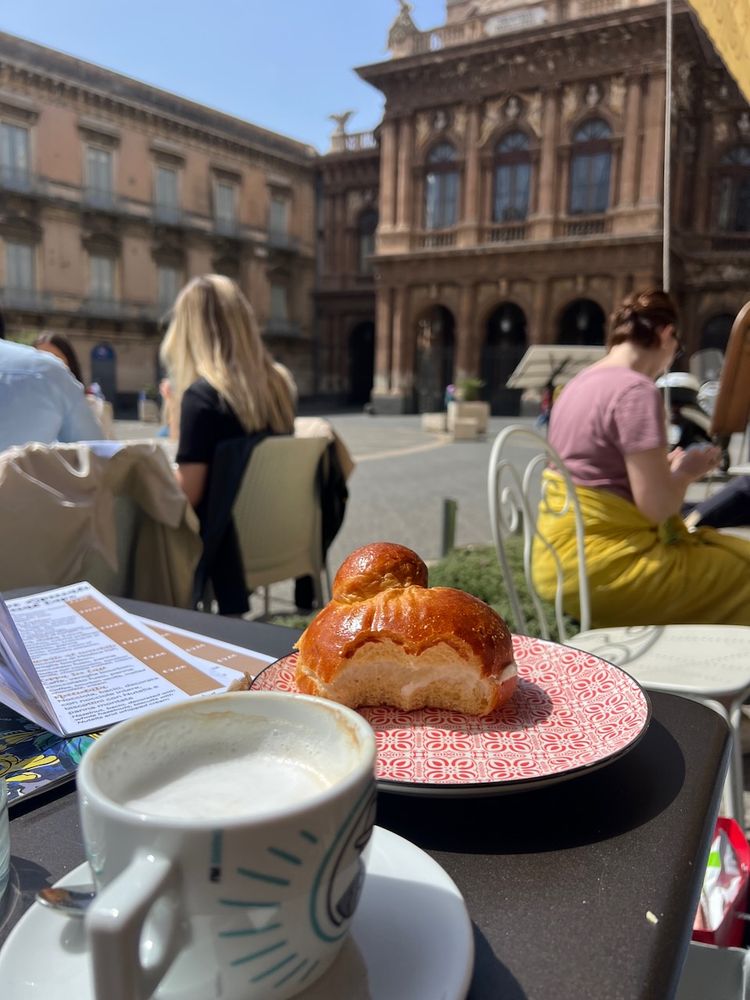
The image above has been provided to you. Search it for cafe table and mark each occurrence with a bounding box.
[0,598,731,1000]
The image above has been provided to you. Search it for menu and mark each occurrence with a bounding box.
[0,582,275,737]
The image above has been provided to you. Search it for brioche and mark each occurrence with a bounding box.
[294,542,517,716]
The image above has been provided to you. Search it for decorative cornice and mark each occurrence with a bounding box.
[0,33,317,174]
[358,7,698,114]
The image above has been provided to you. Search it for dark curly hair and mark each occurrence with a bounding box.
[608,288,679,350]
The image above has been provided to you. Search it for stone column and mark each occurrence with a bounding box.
[534,89,559,239]
[378,120,398,233]
[373,286,393,395]
[619,75,643,208]
[391,286,412,393]
[395,117,413,231]
[692,115,714,233]
[530,279,550,344]
[638,72,666,208]
[455,283,477,379]
[460,105,481,246]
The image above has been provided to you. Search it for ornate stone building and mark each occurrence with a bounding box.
[318,0,750,413]
[0,32,317,410]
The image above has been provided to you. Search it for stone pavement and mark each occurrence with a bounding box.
[114,413,747,617]
[114,413,541,616]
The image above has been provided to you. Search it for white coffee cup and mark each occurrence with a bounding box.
[77,691,377,1000]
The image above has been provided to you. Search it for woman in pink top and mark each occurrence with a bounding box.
[535,289,750,626]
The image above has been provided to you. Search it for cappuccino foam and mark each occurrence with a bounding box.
[124,753,333,820]
[95,706,358,822]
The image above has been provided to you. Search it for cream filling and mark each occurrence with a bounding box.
[400,659,517,698]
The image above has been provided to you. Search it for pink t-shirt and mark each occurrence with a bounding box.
[548,366,667,503]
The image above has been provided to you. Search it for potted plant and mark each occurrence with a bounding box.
[447,378,490,436]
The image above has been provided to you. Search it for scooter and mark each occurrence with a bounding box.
[656,367,731,472]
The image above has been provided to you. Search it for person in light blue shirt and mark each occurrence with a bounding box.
[0,335,103,453]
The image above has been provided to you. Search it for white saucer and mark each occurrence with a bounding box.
[0,826,473,1000]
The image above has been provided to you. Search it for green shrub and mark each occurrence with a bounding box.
[268,541,568,640]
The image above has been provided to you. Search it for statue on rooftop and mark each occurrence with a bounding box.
[329,111,355,136]
[388,0,418,53]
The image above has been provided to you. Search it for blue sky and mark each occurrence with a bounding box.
[0,0,446,151]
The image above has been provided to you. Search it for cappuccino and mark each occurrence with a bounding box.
[124,752,333,820]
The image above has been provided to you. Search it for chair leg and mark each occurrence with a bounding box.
[312,571,324,609]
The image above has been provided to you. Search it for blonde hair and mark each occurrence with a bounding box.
[160,274,296,435]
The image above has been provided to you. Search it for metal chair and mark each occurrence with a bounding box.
[488,423,750,821]
[232,435,330,615]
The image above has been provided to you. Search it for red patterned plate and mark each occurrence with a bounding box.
[251,635,651,796]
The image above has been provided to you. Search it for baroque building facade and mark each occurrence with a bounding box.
[318,0,750,413]
[0,32,317,409]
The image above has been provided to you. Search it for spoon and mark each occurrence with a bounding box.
[36,884,96,917]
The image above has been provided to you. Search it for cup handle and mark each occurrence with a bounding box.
[86,850,183,1000]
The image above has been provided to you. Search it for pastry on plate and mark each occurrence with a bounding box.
[294,542,517,716]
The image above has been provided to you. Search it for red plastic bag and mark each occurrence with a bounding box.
[693,816,750,948]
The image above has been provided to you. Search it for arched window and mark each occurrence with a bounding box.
[493,131,531,222]
[358,208,378,274]
[717,146,750,232]
[424,142,459,230]
[569,119,612,215]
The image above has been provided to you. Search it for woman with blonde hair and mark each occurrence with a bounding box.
[160,274,296,612]
[160,274,296,510]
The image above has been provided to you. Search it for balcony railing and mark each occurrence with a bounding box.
[709,232,750,252]
[0,166,35,194]
[83,186,119,211]
[390,0,648,56]
[267,229,298,251]
[413,229,457,250]
[214,216,240,237]
[328,131,378,154]
[153,203,183,225]
[0,287,50,310]
[484,222,529,244]
[559,216,612,238]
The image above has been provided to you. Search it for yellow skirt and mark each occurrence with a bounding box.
[532,472,750,627]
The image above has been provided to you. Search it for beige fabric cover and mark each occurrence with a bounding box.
[0,441,200,607]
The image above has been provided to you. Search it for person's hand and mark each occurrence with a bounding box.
[669,443,721,482]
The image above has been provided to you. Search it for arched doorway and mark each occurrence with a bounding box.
[90,342,116,403]
[558,299,606,345]
[481,302,527,415]
[349,320,375,405]
[700,313,733,354]
[415,305,455,412]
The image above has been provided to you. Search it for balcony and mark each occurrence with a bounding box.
[267,229,299,252]
[389,0,646,57]
[264,317,302,338]
[483,222,529,244]
[214,215,240,237]
[0,166,37,195]
[153,202,183,226]
[558,216,612,238]
[413,229,457,250]
[81,297,159,322]
[328,131,378,154]
[0,287,51,310]
[83,186,121,212]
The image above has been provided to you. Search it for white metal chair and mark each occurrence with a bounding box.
[488,423,750,821]
[232,435,330,615]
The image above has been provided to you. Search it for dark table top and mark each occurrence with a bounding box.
[0,598,731,1000]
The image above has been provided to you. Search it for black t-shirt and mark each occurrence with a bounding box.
[175,378,246,465]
